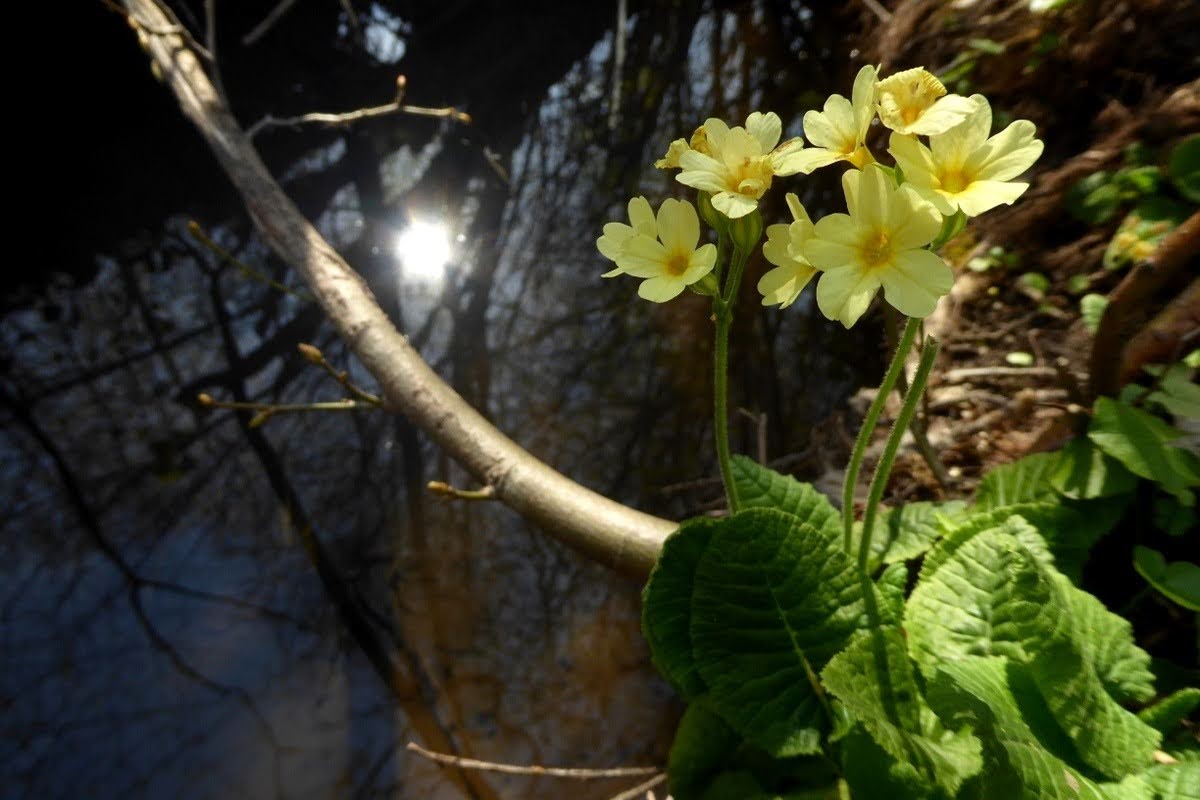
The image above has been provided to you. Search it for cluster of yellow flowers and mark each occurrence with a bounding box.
[598,66,1044,327]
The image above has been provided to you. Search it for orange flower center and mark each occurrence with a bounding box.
[666,252,690,276]
[940,169,970,193]
[861,231,893,270]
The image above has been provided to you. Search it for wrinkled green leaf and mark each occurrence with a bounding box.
[975,452,1060,509]
[668,701,744,800]
[1144,761,1200,800]
[823,627,983,796]
[1138,687,1200,734]
[1145,363,1200,421]
[642,519,715,698]
[930,657,1156,800]
[690,509,878,757]
[1134,547,1200,611]
[732,456,841,540]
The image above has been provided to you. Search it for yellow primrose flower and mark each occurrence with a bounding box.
[876,67,978,136]
[758,193,818,308]
[801,165,952,328]
[675,112,806,219]
[596,196,657,277]
[789,65,879,174]
[602,198,717,302]
[888,95,1044,217]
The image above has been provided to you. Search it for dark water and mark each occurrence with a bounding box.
[2,2,878,797]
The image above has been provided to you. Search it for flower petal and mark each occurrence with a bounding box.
[816,266,880,328]
[970,120,1044,181]
[888,185,943,249]
[628,196,656,237]
[638,275,686,303]
[854,164,891,230]
[758,263,817,308]
[930,94,990,166]
[952,179,1030,217]
[904,93,979,136]
[682,244,718,284]
[711,191,758,219]
[657,198,700,253]
[616,234,668,278]
[851,64,879,137]
[745,111,783,153]
[780,147,842,175]
[877,248,953,318]
[888,133,939,190]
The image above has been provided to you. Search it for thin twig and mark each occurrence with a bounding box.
[297,343,383,406]
[405,742,659,779]
[860,0,893,23]
[426,481,496,502]
[942,365,1059,382]
[248,99,472,139]
[607,773,667,800]
[241,0,300,45]
[188,220,314,302]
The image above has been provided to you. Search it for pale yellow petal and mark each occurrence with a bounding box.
[627,196,656,237]
[655,139,689,169]
[758,263,817,308]
[952,179,1029,217]
[657,198,700,253]
[811,213,860,247]
[855,164,891,230]
[816,265,880,328]
[745,111,783,153]
[851,64,879,137]
[616,235,668,278]
[638,276,686,303]
[930,94,990,166]
[711,191,757,219]
[681,243,718,284]
[970,120,1044,181]
[782,147,843,175]
[877,248,953,318]
[887,185,943,249]
[842,168,862,218]
[904,93,979,136]
[888,133,938,189]
[770,138,808,175]
[762,224,794,269]
[702,118,730,152]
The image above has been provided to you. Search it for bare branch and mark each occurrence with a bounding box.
[247,99,472,139]
[607,773,667,800]
[121,0,675,578]
[241,0,300,46]
[405,742,660,780]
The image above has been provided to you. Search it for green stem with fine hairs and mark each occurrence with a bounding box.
[713,244,752,514]
[857,334,940,573]
[842,316,921,553]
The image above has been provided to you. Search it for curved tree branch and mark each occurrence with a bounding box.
[121,0,675,578]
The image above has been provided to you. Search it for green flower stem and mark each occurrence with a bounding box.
[712,244,752,514]
[842,316,921,552]
[857,334,940,573]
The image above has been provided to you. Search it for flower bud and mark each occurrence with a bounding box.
[729,208,764,255]
[297,343,324,364]
[196,393,215,407]
[696,192,726,234]
[688,272,720,297]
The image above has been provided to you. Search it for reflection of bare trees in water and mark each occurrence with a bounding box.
[3,2,868,797]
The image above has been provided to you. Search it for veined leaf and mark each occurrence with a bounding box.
[1139,687,1200,734]
[667,700,743,800]
[1050,437,1139,500]
[908,522,1161,778]
[690,509,879,757]
[1089,397,1200,505]
[874,500,969,564]
[1144,761,1200,799]
[930,657,1156,800]
[731,456,841,540]
[975,452,1060,509]
[822,626,983,796]
[642,518,715,698]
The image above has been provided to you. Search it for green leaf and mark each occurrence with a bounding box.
[1066,171,1122,225]
[1168,134,1200,203]
[874,500,969,564]
[731,456,841,539]
[1154,494,1198,537]
[1134,547,1200,611]
[1067,585,1156,704]
[1145,362,1200,420]
[877,563,909,621]
[930,657,1156,800]
[1138,687,1200,734]
[839,724,939,800]
[1082,293,1109,332]
[1049,437,1139,500]
[1115,165,1163,196]
[1144,761,1200,800]
[1089,397,1200,504]
[642,519,715,698]
[1103,198,1188,270]
[822,626,983,796]
[667,701,744,800]
[908,522,1161,778]
[690,509,879,757]
[975,452,1060,509]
